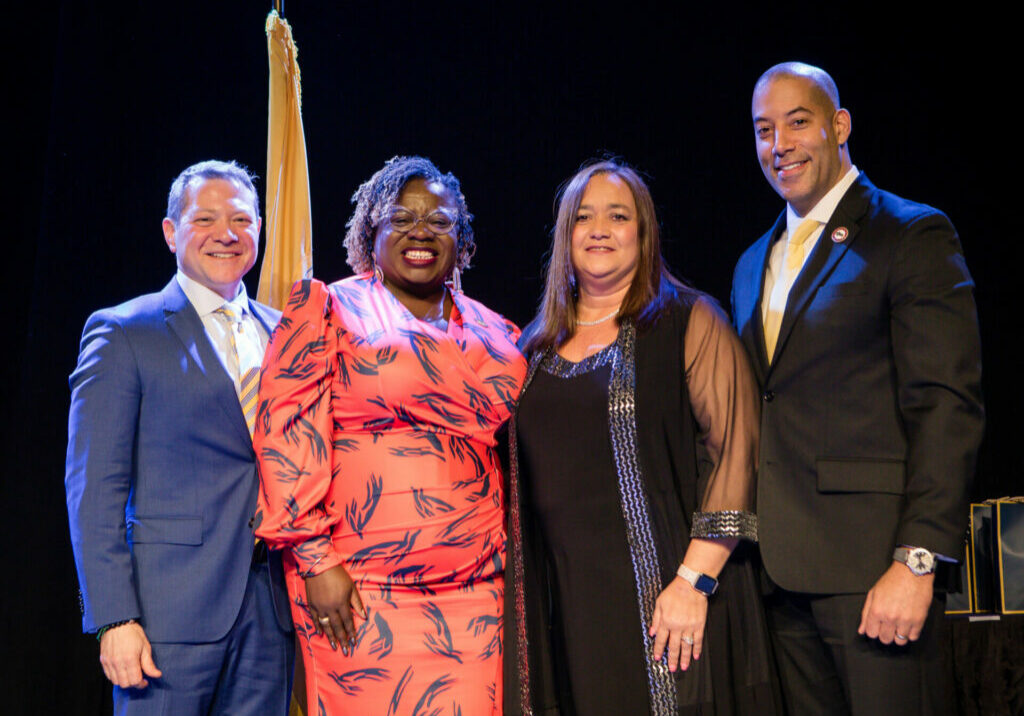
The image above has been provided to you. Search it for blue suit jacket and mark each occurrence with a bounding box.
[731,175,984,594]
[66,278,292,642]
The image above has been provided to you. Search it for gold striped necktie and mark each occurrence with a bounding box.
[215,304,261,437]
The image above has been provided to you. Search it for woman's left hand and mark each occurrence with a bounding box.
[649,576,708,672]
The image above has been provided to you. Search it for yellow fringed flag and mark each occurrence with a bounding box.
[262,14,312,715]
[258,9,313,310]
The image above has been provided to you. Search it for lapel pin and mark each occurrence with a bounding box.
[831,227,849,243]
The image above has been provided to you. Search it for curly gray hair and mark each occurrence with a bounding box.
[343,156,476,273]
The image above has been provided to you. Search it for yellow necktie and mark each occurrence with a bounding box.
[785,217,819,273]
[763,218,819,362]
[216,305,262,437]
[216,305,266,548]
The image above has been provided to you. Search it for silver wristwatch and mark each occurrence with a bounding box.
[892,546,936,576]
[676,563,719,596]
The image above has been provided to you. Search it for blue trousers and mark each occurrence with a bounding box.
[114,562,294,715]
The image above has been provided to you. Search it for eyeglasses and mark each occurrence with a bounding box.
[386,207,456,236]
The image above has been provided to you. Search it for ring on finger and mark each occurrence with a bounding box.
[319,616,331,625]
[682,635,694,645]
[894,632,908,641]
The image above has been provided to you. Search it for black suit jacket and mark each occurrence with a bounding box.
[731,174,984,594]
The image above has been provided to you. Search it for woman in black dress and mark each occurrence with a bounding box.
[504,160,782,715]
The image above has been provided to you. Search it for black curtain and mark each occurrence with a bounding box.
[3,3,1017,714]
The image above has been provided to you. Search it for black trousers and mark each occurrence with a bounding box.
[763,589,954,716]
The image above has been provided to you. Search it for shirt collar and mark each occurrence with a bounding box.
[175,271,248,318]
[786,165,860,237]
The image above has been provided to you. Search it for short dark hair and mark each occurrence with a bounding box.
[343,156,476,274]
[166,160,259,222]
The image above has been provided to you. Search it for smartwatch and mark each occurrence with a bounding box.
[676,563,719,596]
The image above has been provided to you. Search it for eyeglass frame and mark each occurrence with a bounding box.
[383,206,458,236]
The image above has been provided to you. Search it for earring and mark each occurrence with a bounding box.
[447,265,463,294]
[371,252,384,283]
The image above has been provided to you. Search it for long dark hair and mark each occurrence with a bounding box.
[522,159,692,353]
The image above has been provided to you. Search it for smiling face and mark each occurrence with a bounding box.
[161,177,260,299]
[752,75,852,216]
[373,177,458,302]
[570,173,640,294]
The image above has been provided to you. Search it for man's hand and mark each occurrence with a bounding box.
[649,576,708,672]
[858,561,935,645]
[99,621,162,688]
[305,564,367,655]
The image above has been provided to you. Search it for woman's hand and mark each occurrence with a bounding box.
[304,564,367,655]
[649,576,708,672]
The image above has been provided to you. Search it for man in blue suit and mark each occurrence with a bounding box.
[731,64,983,715]
[66,160,293,714]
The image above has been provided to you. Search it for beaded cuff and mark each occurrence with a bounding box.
[691,510,758,540]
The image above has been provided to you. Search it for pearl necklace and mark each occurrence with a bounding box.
[576,308,619,326]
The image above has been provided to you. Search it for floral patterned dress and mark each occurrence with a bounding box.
[254,275,526,715]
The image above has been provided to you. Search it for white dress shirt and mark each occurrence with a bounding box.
[760,166,860,326]
[175,272,269,392]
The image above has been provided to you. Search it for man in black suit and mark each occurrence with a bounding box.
[731,62,983,715]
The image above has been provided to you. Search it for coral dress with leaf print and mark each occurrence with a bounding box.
[254,275,525,716]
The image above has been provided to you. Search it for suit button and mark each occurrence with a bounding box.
[762,390,775,402]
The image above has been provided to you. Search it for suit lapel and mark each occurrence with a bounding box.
[161,278,252,447]
[770,175,873,369]
[739,213,785,382]
[247,299,281,338]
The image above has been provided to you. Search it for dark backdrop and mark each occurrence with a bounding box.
[3,2,1016,714]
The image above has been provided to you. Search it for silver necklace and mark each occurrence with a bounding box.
[576,308,619,326]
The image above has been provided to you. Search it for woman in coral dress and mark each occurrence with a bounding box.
[255,156,526,715]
